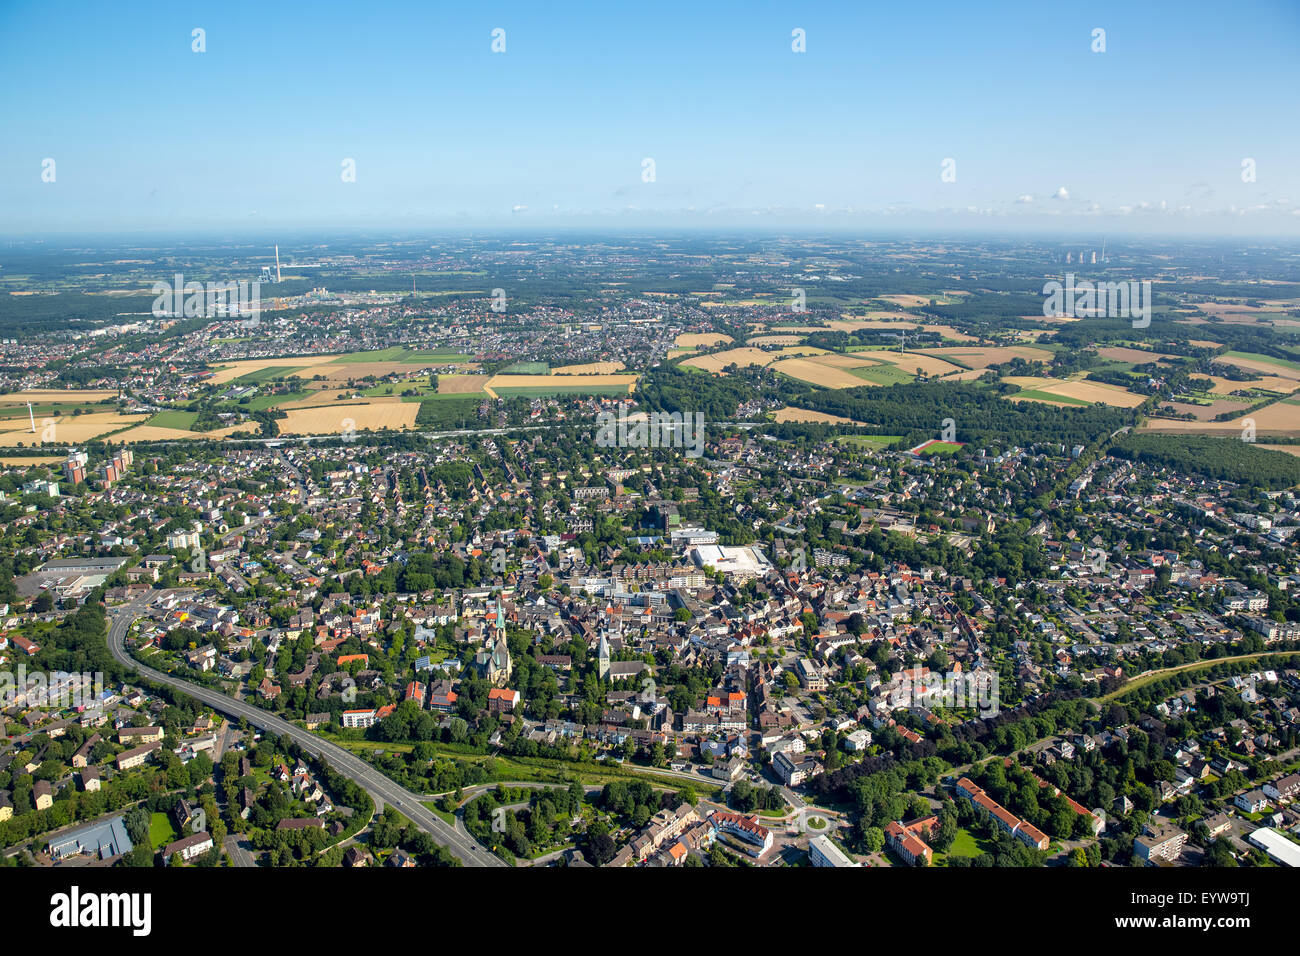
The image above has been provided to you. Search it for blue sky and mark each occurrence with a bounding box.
[2,0,1298,235]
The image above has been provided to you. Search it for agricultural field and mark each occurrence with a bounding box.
[1155,399,1252,421]
[1095,346,1175,364]
[1190,372,1299,396]
[145,409,199,430]
[484,373,637,398]
[498,361,549,375]
[922,346,1054,370]
[1002,376,1146,408]
[550,361,626,374]
[434,374,492,395]
[876,292,967,307]
[207,348,477,385]
[111,423,254,443]
[0,389,117,405]
[1140,398,1300,438]
[770,406,865,425]
[1215,351,1300,379]
[674,332,733,348]
[0,455,62,466]
[681,346,826,374]
[771,356,880,389]
[0,411,149,446]
[879,351,965,378]
[279,401,420,435]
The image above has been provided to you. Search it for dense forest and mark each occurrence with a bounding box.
[1111,434,1300,490]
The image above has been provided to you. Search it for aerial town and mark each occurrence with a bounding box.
[2,235,1299,874]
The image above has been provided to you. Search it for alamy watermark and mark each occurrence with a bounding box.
[1043,274,1152,328]
[596,407,705,458]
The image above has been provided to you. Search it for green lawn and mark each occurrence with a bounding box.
[946,828,982,858]
[149,812,179,849]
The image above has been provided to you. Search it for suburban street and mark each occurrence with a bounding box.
[104,596,505,868]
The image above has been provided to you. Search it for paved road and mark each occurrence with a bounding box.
[226,837,258,868]
[105,597,504,868]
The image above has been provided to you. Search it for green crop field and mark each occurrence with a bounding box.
[850,364,916,385]
[232,366,297,384]
[146,409,199,430]
[1011,388,1091,406]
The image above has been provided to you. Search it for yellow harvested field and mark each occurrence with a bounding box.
[1004,377,1145,408]
[811,353,882,369]
[770,357,872,389]
[484,373,637,394]
[0,456,61,466]
[878,295,937,308]
[1213,355,1300,381]
[206,358,324,384]
[748,335,805,346]
[886,352,965,377]
[550,361,626,374]
[666,348,696,359]
[940,369,990,381]
[1262,444,1300,457]
[682,347,825,374]
[924,346,1053,370]
[110,424,255,443]
[0,413,149,446]
[436,374,491,394]
[771,407,865,425]
[1140,401,1300,437]
[675,333,733,347]
[1191,372,1299,395]
[1096,346,1174,364]
[279,402,420,435]
[0,389,117,404]
[921,325,979,342]
[1189,340,1223,349]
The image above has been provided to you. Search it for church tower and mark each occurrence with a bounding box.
[597,632,610,680]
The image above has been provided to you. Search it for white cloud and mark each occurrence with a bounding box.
[1052,186,1069,200]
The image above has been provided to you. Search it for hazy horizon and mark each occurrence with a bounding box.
[3,0,1298,237]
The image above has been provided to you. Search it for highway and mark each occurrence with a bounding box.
[105,597,505,868]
